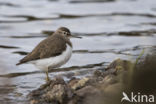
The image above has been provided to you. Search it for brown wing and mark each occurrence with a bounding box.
[16,35,66,65]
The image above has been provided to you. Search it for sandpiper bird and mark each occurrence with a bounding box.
[16,27,81,81]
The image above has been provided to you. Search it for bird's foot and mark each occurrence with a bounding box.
[45,76,50,82]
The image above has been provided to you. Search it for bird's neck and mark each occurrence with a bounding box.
[53,33,72,48]
[66,39,72,48]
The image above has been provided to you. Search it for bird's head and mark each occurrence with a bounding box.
[56,27,82,39]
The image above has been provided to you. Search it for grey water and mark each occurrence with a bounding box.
[0,0,156,103]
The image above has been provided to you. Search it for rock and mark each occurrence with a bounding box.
[28,77,73,104]
[70,77,89,90]
[43,84,69,103]
[68,77,80,89]
[93,70,104,77]
[76,86,100,97]
[106,58,134,71]
[74,86,103,104]
[30,100,39,104]
[28,58,135,104]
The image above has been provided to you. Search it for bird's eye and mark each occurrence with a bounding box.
[64,31,67,35]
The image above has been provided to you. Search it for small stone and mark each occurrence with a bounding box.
[94,70,103,77]
[68,77,80,88]
[30,100,39,104]
[71,77,89,90]
[107,58,134,71]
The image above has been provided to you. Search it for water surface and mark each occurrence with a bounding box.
[0,0,156,103]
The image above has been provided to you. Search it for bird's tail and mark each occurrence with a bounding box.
[16,62,22,65]
[16,60,25,65]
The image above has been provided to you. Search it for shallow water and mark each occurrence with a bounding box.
[0,0,156,103]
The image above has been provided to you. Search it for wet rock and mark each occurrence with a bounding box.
[94,70,104,77]
[28,58,133,104]
[30,100,39,104]
[68,77,80,89]
[28,77,73,104]
[73,86,103,104]
[106,58,133,71]
[70,77,89,90]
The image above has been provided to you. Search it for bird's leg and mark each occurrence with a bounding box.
[45,69,50,81]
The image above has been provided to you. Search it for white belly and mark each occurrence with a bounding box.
[30,44,72,71]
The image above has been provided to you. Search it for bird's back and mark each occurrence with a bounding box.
[16,34,67,65]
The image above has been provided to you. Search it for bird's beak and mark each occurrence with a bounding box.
[70,35,82,39]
